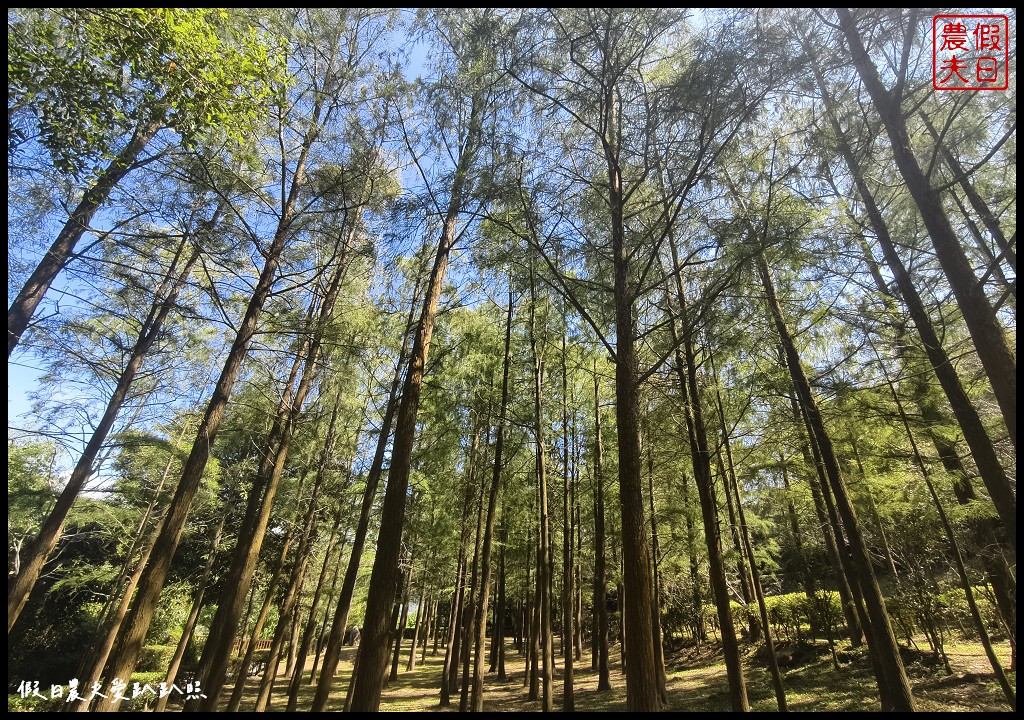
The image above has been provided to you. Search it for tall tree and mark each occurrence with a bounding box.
[836,8,1016,448]
[8,8,278,356]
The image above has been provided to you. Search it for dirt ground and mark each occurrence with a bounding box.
[216,635,1015,712]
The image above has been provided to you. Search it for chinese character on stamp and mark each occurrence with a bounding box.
[933,15,1009,90]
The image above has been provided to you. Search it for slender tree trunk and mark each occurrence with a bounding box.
[471,287,513,711]
[666,248,748,711]
[851,439,899,580]
[418,592,434,668]
[495,524,508,680]
[91,119,317,711]
[528,531,542,700]
[873,342,1015,709]
[153,515,226,712]
[812,65,1016,548]
[309,538,346,685]
[407,583,427,672]
[73,512,166,712]
[252,416,355,712]
[8,119,162,356]
[919,112,1016,275]
[644,427,668,705]
[390,563,414,683]
[347,88,482,706]
[441,548,467,707]
[460,423,486,711]
[837,8,1016,450]
[779,458,815,599]
[592,363,611,690]
[194,211,358,712]
[285,505,345,710]
[790,391,862,645]
[593,70,660,711]
[710,353,787,711]
[679,471,706,643]
[70,421,189,711]
[8,236,198,632]
[310,266,422,711]
[560,333,576,711]
[760,252,914,712]
[717,445,759,641]
[226,523,299,712]
[574,476,584,662]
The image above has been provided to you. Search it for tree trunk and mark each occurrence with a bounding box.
[495,524,508,680]
[780,457,815,599]
[153,515,226,712]
[252,412,355,712]
[286,505,346,710]
[460,427,486,711]
[310,265,422,710]
[407,583,427,672]
[347,87,482,711]
[8,119,162,356]
[919,111,1016,275]
[560,333,576,711]
[527,273,554,712]
[592,362,611,690]
[440,547,467,707]
[717,445,759,641]
[226,522,299,712]
[711,353,787,711]
[789,391,862,646]
[194,209,358,712]
[471,287,513,711]
[876,343,1016,710]
[813,63,1016,548]
[8,236,198,632]
[679,471,706,643]
[390,563,414,683]
[837,8,1016,450]
[91,119,317,711]
[760,252,914,712]
[666,250,748,711]
[644,426,668,706]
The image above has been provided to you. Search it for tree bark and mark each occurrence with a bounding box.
[813,62,1016,548]
[8,119,162,356]
[837,8,1016,449]
[592,362,612,690]
[760,252,915,712]
[470,287,513,711]
[8,235,198,632]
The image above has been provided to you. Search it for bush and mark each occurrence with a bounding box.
[137,644,176,673]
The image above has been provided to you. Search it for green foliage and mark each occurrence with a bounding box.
[8,8,284,175]
[7,440,59,571]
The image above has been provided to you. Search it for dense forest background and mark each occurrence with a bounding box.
[7,8,1016,712]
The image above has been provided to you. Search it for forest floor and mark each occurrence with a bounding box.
[217,634,1015,712]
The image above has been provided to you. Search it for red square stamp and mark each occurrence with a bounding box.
[933,14,1009,90]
